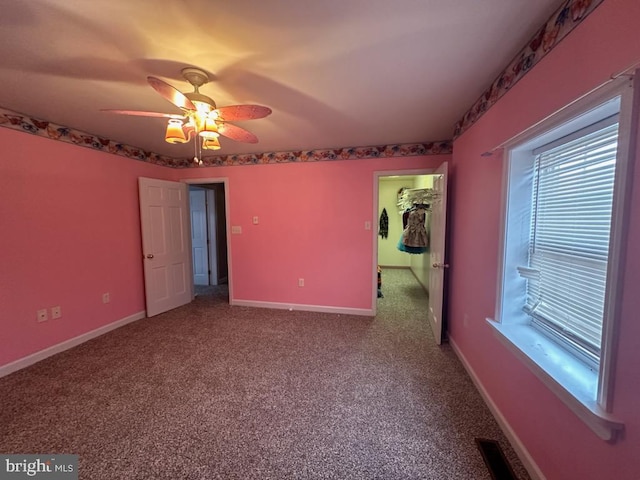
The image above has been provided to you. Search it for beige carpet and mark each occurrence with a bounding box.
[0,269,529,479]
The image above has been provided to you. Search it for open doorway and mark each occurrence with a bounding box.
[373,165,449,344]
[187,181,230,301]
[377,173,434,292]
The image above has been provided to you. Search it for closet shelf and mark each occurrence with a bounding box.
[397,187,438,212]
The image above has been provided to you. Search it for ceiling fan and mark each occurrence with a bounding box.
[102,67,272,164]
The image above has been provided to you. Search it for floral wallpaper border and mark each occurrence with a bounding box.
[0,107,451,168]
[0,107,176,166]
[175,141,452,168]
[453,0,605,139]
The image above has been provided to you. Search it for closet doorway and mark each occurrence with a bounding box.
[373,165,449,344]
[186,179,230,301]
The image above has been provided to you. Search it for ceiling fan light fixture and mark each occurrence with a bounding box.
[202,137,221,150]
[104,68,271,153]
[199,118,219,138]
[165,119,187,144]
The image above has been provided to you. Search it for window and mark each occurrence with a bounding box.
[490,77,635,441]
[525,116,618,367]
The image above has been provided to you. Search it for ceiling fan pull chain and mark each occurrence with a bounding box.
[193,134,199,165]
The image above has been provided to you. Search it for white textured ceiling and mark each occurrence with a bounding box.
[0,0,561,158]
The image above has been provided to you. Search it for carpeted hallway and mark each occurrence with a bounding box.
[0,269,529,479]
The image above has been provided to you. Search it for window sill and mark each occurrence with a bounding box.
[486,318,624,442]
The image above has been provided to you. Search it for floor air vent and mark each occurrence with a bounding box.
[475,438,518,480]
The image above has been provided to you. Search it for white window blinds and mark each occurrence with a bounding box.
[524,118,619,363]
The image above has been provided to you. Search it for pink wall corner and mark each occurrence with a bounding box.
[173,155,449,311]
[0,128,173,367]
[449,0,640,478]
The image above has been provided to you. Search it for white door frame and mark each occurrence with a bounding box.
[181,178,233,303]
[372,169,435,316]
[206,189,219,286]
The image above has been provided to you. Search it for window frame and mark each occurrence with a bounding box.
[527,115,620,367]
[488,75,636,442]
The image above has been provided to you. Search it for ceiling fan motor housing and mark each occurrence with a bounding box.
[184,92,217,111]
[182,67,209,88]
[182,68,217,113]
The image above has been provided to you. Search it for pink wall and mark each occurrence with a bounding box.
[449,0,640,478]
[0,128,173,367]
[0,123,448,368]
[172,156,447,310]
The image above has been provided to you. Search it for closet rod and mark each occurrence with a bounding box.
[402,187,434,192]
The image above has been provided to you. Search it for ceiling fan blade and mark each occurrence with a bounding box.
[100,109,184,119]
[214,105,272,122]
[217,123,259,143]
[147,76,196,111]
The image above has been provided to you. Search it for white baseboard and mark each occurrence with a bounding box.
[449,336,546,480]
[230,299,374,317]
[0,311,146,378]
[409,267,429,294]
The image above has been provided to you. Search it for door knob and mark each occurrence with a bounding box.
[432,263,449,268]
[146,254,154,259]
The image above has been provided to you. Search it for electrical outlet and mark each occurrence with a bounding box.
[252,216,259,225]
[51,306,62,319]
[37,309,48,322]
[298,278,304,287]
[102,293,110,304]
[365,221,372,230]
[231,226,242,234]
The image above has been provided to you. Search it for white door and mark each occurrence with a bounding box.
[190,188,209,286]
[139,177,192,317]
[428,162,449,345]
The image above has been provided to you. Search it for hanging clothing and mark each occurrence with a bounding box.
[397,207,429,254]
[402,209,410,229]
[379,208,389,239]
[397,237,427,254]
[403,208,428,248]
